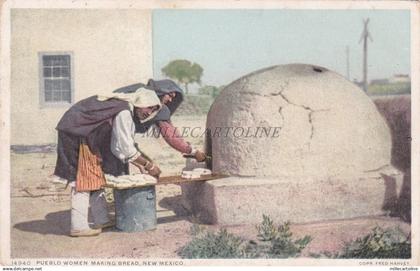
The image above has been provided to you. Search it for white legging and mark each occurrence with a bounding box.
[70,186,110,231]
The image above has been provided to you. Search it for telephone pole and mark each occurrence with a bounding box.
[359,18,373,92]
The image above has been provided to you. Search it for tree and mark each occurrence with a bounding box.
[161,59,203,94]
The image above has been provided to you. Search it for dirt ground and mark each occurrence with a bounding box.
[10,115,410,259]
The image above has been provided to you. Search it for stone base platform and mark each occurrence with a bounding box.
[180,171,404,225]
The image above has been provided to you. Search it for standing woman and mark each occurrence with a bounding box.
[54,89,162,237]
[114,79,207,162]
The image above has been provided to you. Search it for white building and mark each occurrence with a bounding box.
[11,9,153,145]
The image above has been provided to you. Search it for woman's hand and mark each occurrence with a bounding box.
[145,163,162,178]
[194,150,207,162]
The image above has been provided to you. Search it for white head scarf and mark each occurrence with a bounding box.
[97,87,162,123]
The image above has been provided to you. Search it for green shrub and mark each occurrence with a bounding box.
[179,215,312,259]
[338,226,411,259]
[310,226,411,259]
[256,215,312,258]
[178,227,249,259]
[180,218,410,259]
[268,222,312,258]
[257,214,278,241]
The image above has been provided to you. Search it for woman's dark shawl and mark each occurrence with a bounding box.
[113,79,184,133]
[54,96,130,182]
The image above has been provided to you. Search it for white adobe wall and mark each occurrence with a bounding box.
[11,9,153,145]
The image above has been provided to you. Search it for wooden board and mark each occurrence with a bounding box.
[103,174,229,189]
[157,174,229,185]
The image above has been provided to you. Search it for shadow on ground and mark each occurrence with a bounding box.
[14,196,192,236]
[158,195,191,224]
[14,210,70,235]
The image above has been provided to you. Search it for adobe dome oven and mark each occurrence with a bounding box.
[182,64,403,225]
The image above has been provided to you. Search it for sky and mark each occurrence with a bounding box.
[152,9,410,88]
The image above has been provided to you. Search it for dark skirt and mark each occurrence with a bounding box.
[54,123,128,184]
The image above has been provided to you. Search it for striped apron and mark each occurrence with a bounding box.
[75,140,106,192]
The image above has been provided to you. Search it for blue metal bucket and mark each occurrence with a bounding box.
[113,185,157,232]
